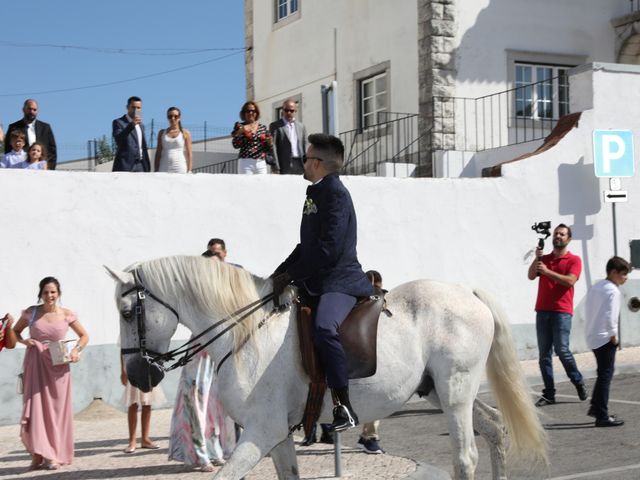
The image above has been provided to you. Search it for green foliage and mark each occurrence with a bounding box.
[96,135,114,165]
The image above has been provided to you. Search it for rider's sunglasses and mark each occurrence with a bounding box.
[302,155,323,164]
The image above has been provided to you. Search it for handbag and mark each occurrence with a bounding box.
[48,340,75,366]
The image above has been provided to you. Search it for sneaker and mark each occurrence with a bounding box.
[595,415,624,427]
[535,395,556,407]
[357,437,384,454]
[575,382,588,401]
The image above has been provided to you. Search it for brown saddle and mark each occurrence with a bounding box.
[295,289,386,436]
[297,288,385,381]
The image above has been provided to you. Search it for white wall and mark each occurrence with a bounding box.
[2,64,639,424]
[454,0,628,97]
[250,0,629,136]
[251,0,419,131]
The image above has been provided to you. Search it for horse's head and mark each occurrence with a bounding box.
[105,265,178,392]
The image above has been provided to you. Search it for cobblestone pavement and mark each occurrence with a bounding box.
[2,347,639,479]
[0,404,417,480]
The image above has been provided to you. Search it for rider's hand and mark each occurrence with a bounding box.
[271,272,291,298]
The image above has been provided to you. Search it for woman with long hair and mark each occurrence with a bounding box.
[154,106,193,173]
[12,277,89,471]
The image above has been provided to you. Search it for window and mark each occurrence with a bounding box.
[360,72,388,129]
[275,0,298,22]
[515,63,571,119]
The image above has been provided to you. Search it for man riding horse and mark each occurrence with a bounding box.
[271,133,373,433]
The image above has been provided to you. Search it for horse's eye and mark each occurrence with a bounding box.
[122,310,133,320]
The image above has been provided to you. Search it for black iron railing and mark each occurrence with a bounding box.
[192,158,237,174]
[431,75,569,153]
[339,112,427,176]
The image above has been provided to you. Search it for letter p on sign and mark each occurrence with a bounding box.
[593,130,635,178]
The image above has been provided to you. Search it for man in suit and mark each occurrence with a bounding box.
[112,96,150,172]
[269,99,307,174]
[5,99,57,170]
[272,133,373,433]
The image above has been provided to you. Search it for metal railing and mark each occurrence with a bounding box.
[431,75,568,153]
[192,158,238,174]
[339,112,428,176]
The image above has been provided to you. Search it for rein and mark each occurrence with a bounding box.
[119,268,277,372]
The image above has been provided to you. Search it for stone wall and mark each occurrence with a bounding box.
[418,0,458,176]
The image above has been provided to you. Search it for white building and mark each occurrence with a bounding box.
[245,0,637,176]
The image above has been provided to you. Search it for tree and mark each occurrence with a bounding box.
[96,135,114,165]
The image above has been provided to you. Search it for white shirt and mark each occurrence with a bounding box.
[0,150,27,168]
[26,121,36,146]
[584,279,620,350]
[286,120,300,157]
[126,114,143,159]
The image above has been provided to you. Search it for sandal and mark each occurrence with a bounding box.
[27,462,42,471]
[123,446,136,454]
[141,442,160,450]
[200,463,215,472]
[43,462,60,470]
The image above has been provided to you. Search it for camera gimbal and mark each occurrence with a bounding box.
[531,221,551,250]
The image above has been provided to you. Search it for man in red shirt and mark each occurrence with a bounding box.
[528,224,587,406]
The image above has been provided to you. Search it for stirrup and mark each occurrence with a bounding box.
[330,404,357,432]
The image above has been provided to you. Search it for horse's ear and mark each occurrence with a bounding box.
[104,265,135,285]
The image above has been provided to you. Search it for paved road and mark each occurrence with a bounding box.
[1,350,639,479]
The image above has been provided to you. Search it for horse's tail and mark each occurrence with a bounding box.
[473,288,549,467]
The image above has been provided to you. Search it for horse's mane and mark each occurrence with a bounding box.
[134,255,266,355]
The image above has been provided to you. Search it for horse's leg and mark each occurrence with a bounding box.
[438,373,480,480]
[212,425,288,480]
[269,435,300,480]
[473,399,507,480]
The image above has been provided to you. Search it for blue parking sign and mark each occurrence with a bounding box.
[593,130,635,178]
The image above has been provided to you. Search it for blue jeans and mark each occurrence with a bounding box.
[536,311,584,399]
[591,341,617,420]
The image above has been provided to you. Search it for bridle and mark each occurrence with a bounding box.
[119,268,278,373]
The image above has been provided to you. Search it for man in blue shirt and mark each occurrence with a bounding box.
[272,133,373,432]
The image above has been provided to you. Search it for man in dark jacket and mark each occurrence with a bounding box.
[112,96,150,172]
[272,133,373,432]
[5,99,57,170]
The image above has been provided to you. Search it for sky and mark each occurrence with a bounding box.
[0,1,245,162]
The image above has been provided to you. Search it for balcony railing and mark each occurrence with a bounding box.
[192,158,237,174]
[339,112,428,176]
[431,75,568,153]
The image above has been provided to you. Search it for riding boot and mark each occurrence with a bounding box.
[330,387,359,432]
[301,423,317,446]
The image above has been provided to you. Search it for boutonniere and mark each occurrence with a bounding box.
[303,197,318,215]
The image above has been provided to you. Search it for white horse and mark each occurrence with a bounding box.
[107,255,547,480]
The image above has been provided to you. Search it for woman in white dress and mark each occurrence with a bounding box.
[154,107,193,173]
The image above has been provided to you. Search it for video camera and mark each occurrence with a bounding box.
[531,221,551,250]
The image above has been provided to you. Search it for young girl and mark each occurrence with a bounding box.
[15,142,48,170]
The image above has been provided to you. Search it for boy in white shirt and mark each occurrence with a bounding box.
[0,130,27,168]
[584,256,631,427]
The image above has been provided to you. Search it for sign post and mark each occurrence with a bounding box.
[593,130,635,256]
[593,129,635,348]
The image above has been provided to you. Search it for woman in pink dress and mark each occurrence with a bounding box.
[12,277,89,471]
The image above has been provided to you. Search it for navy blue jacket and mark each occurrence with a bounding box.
[112,115,151,172]
[276,173,373,297]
